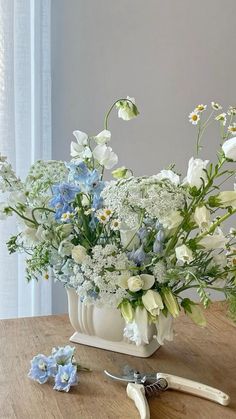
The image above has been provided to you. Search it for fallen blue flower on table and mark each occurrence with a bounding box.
[28,345,86,392]
[51,345,75,365]
[28,354,57,384]
[53,363,78,392]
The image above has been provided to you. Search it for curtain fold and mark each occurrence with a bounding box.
[0,0,52,318]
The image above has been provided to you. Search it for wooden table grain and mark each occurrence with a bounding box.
[0,302,235,419]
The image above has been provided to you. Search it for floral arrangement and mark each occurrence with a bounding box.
[28,345,88,392]
[1,97,236,346]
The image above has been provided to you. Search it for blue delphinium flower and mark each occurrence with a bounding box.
[28,354,57,384]
[66,161,105,209]
[51,345,75,365]
[50,182,80,220]
[153,229,165,254]
[53,363,78,392]
[128,245,146,266]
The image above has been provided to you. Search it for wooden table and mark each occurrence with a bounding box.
[0,303,235,419]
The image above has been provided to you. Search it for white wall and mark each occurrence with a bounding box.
[51,0,236,313]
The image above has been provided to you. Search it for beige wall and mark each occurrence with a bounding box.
[51,0,236,313]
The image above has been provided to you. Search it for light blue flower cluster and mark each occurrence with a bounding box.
[28,345,79,392]
[50,162,105,222]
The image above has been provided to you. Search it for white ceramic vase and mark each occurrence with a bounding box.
[66,287,160,357]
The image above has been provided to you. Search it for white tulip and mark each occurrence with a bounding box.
[58,240,74,257]
[222,137,236,160]
[93,144,118,169]
[175,244,193,263]
[142,290,164,316]
[94,129,111,145]
[134,306,149,344]
[155,170,180,186]
[155,311,173,345]
[120,227,140,251]
[198,229,227,250]
[184,157,209,189]
[194,206,211,230]
[123,306,149,345]
[218,191,236,208]
[160,210,183,230]
[119,274,155,292]
[127,276,144,292]
[71,245,87,264]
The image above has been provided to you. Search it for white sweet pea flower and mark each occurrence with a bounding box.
[94,129,111,145]
[155,170,180,186]
[119,274,155,292]
[73,130,88,146]
[70,130,92,159]
[93,144,118,169]
[71,245,87,264]
[155,311,173,345]
[198,229,227,250]
[218,191,236,208]
[194,206,211,230]
[175,244,193,264]
[222,137,236,160]
[142,290,164,316]
[116,96,139,121]
[184,157,209,189]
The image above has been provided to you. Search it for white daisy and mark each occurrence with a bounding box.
[195,104,207,112]
[227,106,236,116]
[189,111,200,125]
[228,123,236,135]
[61,212,74,222]
[211,101,222,110]
[215,113,227,126]
[110,219,121,231]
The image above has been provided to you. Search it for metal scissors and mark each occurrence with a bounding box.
[104,369,230,419]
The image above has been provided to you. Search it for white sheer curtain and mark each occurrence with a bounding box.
[0,0,52,318]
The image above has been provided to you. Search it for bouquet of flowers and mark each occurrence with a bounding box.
[1,97,236,346]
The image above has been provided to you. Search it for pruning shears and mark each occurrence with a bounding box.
[104,369,230,419]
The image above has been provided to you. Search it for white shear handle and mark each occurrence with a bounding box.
[156,373,230,406]
[127,383,150,419]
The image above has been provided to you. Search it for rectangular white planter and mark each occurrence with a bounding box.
[67,288,160,357]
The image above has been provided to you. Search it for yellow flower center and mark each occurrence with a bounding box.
[192,115,198,121]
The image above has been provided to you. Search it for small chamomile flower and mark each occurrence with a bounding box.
[211,101,222,110]
[96,210,109,224]
[103,208,113,218]
[228,123,236,135]
[61,212,74,222]
[228,106,236,116]
[215,113,227,126]
[195,104,207,112]
[110,219,121,231]
[189,111,200,125]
